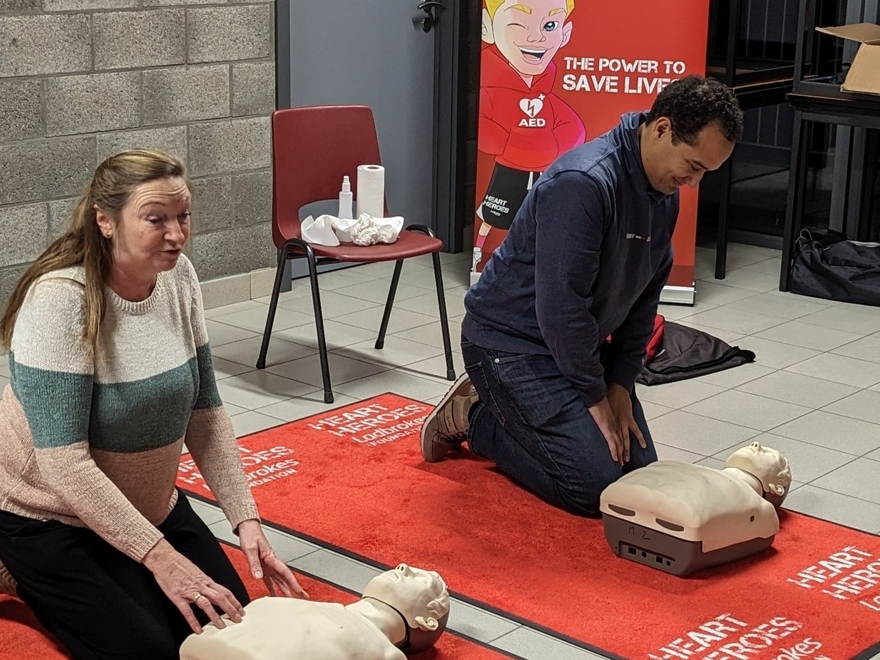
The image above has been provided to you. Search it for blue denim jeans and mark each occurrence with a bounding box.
[462,338,657,517]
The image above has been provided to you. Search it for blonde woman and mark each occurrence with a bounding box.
[0,150,306,659]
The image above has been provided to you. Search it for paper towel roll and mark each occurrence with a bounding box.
[357,164,385,219]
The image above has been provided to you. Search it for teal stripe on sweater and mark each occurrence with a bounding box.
[194,343,222,410]
[9,352,92,450]
[88,360,198,453]
[11,354,203,453]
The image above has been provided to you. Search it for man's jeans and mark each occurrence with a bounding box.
[462,338,657,517]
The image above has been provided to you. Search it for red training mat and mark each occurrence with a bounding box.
[178,394,880,660]
[0,544,503,659]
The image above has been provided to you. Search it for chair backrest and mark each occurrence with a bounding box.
[271,105,387,248]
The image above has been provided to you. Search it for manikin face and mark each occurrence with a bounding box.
[489,0,572,77]
[97,176,191,283]
[641,119,734,195]
[362,564,449,629]
[725,442,792,499]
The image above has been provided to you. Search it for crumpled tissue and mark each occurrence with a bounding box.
[350,213,404,246]
[301,213,403,247]
[300,214,358,246]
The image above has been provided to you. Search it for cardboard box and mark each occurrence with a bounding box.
[816,23,880,96]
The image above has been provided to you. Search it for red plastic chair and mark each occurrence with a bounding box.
[256,105,456,403]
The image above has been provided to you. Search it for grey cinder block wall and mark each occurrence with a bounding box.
[0,0,277,309]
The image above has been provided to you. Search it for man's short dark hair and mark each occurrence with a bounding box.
[645,75,743,145]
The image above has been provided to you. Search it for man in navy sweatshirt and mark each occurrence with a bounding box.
[420,76,743,516]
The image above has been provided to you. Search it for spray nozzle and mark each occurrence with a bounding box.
[341,175,351,193]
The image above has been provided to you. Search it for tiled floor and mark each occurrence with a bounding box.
[2,242,879,659]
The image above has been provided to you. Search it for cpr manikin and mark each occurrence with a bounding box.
[179,564,450,660]
[600,442,792,576]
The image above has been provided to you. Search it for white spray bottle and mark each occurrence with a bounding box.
[338,175,353,219]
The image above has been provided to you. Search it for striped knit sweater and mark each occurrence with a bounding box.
[0,255,258,562]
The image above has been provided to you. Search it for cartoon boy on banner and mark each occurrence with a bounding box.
[473,0,587,273]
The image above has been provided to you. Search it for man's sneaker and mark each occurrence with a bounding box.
[420,373,479,462]
[0,559,17,597]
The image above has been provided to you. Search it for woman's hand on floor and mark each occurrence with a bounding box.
[238,519,309,600]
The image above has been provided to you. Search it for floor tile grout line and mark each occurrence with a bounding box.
[214,338,425,390]
[731,377,869,408]
[205,505,595,660]
[801,481,880,513]
[200,249,880,544]
[671,313,806,342]
[221,334,880,450]
[661,379,879,437]
[752,425,880,461]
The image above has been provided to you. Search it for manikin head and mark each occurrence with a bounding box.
[362,564,450,654]
[724,442,792,508]
[482,0,574,79]
[639,76,742,195]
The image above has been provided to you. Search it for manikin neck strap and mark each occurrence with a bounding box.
[362,596,411,650]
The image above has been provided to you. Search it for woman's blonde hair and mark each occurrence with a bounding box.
[0,149,190,352]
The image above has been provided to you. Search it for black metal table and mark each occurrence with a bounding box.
[778,90,880,291]
[710,77,793,279]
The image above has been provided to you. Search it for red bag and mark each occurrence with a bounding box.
[605,314,666,363]
[645,314,665,363]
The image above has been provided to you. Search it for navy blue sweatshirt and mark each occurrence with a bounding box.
[462,112,678,408]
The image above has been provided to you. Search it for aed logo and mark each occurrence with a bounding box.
[519,97,546,127]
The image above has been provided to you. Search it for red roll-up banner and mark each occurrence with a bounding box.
[471,0,710,303]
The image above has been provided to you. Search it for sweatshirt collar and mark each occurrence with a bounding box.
[618,112,668,203]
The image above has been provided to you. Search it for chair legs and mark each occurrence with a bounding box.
[430,250,456,381]
[256,244,290,370]
[406,225,456,382]
[376,260,403,350]
[256,240,334,404]
[303,242,334,404]
[257,230,457,405]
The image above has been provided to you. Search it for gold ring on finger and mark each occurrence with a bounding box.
[192,592,205,604]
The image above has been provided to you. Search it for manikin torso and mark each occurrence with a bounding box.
[178,597,407,660]
[599,462,779,552]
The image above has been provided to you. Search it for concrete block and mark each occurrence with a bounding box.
[96,126,188,165]
[0,0,40,13]
[191,222,275,281]
[0,14,90,77]
[94,9,186,71]
[143,65,229,125]
[0,263,30,313]
[45,72,140,137]
[232,170,271,226]
[188,6,272,64]
[0,80,42,140]
[231,61,274,117]
[44,0,136,10]
[200,273,251,311]
[191,176,233,234]
[0,136,96,206]
[188,117,270,177]
[0,203,49,267]
[48,197,79,241]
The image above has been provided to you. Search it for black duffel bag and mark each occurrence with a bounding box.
[788,227,880,306]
